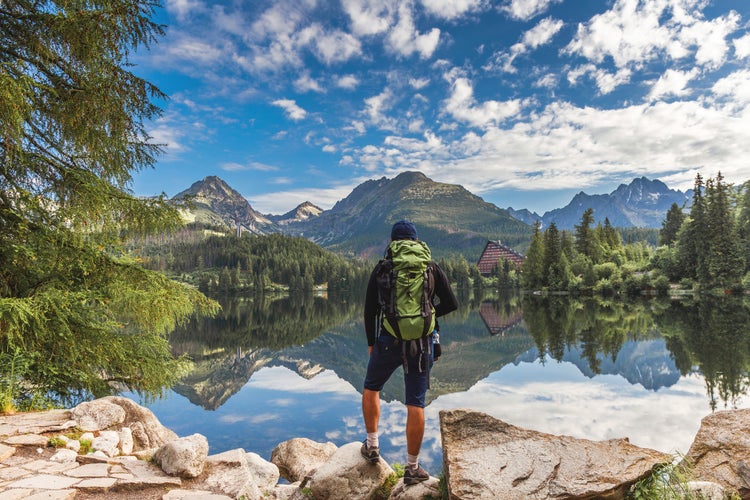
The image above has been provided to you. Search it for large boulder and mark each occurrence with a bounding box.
[154,434,209,478]
[71,400,126,431]
[271,437,337,482]
[440,409,671,499]
[307,442,394,500]
[246,451,281,491]
[684,408,750,497]
[100,396,178,451]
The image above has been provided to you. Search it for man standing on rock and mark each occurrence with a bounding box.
[361,220,458,485]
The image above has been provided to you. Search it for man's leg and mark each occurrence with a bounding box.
[362,388,380,434]
[405,404,424,456]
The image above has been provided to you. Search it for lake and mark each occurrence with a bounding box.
[130,292,750,475]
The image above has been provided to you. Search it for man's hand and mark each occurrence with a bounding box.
[368,346,374,355]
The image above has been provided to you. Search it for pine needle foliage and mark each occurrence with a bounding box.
[0,1,218,409]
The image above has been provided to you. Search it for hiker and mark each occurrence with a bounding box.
[361,220,458,485]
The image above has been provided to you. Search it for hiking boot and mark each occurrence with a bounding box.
[404,465,429,485]
[360,441,379,464]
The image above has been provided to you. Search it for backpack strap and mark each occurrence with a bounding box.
[420,264,436,338]
[374,258,404,341]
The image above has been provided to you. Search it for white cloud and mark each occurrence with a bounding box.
[148,122,188,155]
[648,68,698,101]
[565,0,742,72]
[735,33,750,59]
[295,73,324,93]
[165,0,205,22]
[564,0,672,69]
[486,17,563,73]
[593,67,632,95]
[272,99,308,121]
[500,0,561,21]
[299,24,363,65]
[220,161,279,172]
[409,77,430,90]
[159,35,225,67]
[522,17,564,49]
[337,75,360,89]
[420,0,485,20]
[443,75,523,128]
[387,3,441,59]
[250,183,359,213]
[364,89,397,129]
[348,97,750,199]
[711,70,750,109]
[677,10,740,70]
[566,64,632,95]
[342,0,397,36]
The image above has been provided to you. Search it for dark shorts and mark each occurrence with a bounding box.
[364,333,434,408]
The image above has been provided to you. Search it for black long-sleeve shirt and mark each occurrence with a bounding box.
[363,262,459,346]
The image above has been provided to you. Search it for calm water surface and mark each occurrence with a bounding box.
[131,292,750,474]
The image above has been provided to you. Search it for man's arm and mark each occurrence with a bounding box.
[432,264,459,317]
[363,268,380,347]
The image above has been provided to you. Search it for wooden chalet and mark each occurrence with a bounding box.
[476,240,525,276]
[478,301,524,336]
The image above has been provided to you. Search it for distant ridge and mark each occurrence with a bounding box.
[168,173,695,258]
[507,177,693,229]
[282,171,533,258]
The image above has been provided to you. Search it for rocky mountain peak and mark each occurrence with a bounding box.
[271,201,323,225]
[173,176,274,233]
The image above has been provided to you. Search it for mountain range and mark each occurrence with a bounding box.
[172,172,692,257]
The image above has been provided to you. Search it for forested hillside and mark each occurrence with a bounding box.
[135,229,372,295]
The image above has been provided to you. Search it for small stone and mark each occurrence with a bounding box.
[119,427,134,455]
[92,430,120,457]
[65,439,81,453]
[50,449,78,463]
[154,434,209,479]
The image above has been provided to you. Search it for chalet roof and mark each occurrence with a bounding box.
[477,240,525,276]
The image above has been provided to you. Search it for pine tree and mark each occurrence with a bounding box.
[705,173,744,286]
[659,203,685,246]
[677,174,705,281]
[574,208,601,263]
[738,181,750,276]
[0,1,218,405]
[522,221,545,289]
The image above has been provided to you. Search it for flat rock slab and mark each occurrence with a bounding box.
[5,473,80,490]
[441,409,671,500]
[0,410,75,437]
[2,434,49,448]
[0,490,76,500]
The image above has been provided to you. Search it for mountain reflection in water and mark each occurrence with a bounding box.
[136,292,750,475]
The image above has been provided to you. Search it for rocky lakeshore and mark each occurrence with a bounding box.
[1,396,749,499]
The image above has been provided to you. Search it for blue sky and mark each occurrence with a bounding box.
[131,0,750,215]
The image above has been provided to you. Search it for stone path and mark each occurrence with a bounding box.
[0,412,231,500]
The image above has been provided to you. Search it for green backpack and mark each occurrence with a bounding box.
[375,239,436,340]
